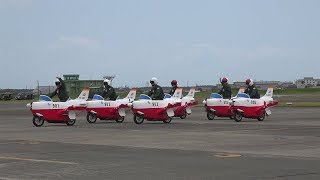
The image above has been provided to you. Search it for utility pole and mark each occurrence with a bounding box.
[36,80,40,96]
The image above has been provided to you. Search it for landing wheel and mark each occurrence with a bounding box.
[163,117,172,124]
[33,115,44,127]
[207,111,215,120]
[180,112,187,119]
[258,111,266,121]
[116,116,125,123]
[66,119,76,126]
[234,111,243,122]
[86,113,97,124]
[133,115,144,124]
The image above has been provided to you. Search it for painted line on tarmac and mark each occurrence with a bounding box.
[0,141,40,145]
[0,156,78,165]
[214,154,242,158]
[221,128,291,133]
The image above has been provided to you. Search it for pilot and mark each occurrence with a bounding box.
[168,80,178,96]
[244,79,260,99]
[49,77,69,102]
[218,77,232,99]
[148,77,165,100]
[101,79,118,101]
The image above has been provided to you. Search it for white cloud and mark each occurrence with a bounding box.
[0,0,32,8]
[59,36,100,49]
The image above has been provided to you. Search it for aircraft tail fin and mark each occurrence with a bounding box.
[76,88,90,101]
[187,88,196,98]
[172,88,183,99]
[125,89,137,101]
[238,87,245,94]
[263,87,273,98]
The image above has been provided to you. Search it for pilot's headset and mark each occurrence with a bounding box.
[246,79,254,86]
[55,79,61,86]
[150,77,158,86]
[103,79,111,87]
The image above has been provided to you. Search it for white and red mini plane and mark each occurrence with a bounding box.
[85,89,137,123]
[203,87,245,120]
[231,87,278,122]
[27,88,90,127]
[172,88,198,119]
[129,88,183,124]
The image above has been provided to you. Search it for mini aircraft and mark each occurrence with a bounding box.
[85,89,137,123]
[129,88,183,124]
[171,88,198,119]
[203,88,245,120]
[26,88,90,127]
[231,87,278,122]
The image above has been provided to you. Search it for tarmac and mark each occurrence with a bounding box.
[0,102,319,180]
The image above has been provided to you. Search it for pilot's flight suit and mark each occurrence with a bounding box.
[49,78,69,102]
[244,85,260,99]
[168,85,178,96]
[102,85,118,101]
[218,83,232,99]
[148,84,165,100]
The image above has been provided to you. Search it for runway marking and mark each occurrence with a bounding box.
[0,156,78,165]
[214,154,242,158]
[0,141,40,145]
[221,128,291,133]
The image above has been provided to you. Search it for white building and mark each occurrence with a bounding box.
[296,77,320,88]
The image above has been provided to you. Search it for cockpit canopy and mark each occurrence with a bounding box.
[164,93,172,99]
[139,94,151,100]
[210,93,223,99]
[236,93,250,99]
[39,95,52,102]
[92,94,104,101]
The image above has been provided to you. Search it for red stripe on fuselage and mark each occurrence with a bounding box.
[86,107,120,119]
[205,105,233,117]
[232,105,266,118]
[31,109,70,121]
[132,108,168,120]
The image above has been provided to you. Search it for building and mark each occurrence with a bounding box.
[296,77,320,88]
[63,74,103,97]
[217,80,295,90]
[255,81,281,90]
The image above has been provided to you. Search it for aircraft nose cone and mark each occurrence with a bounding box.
[26,103,32,108]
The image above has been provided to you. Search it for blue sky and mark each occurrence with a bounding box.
[0,0,319,88]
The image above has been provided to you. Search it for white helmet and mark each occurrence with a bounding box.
[103,79,111,86]
[150,77,158,85]
[55,78,61,86]
[246,79,254,86]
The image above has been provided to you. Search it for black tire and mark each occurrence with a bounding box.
[116,116,125,123]
[133,115,144,124]
[66,119,76,126]
[86,113,97,124]
[229,116,234,120]
[33,116,44,127]
[258,111,266,121]
[234,111,243,122]
[207,111,215,120]
[180,112,187,119]
[163,117,172,124]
